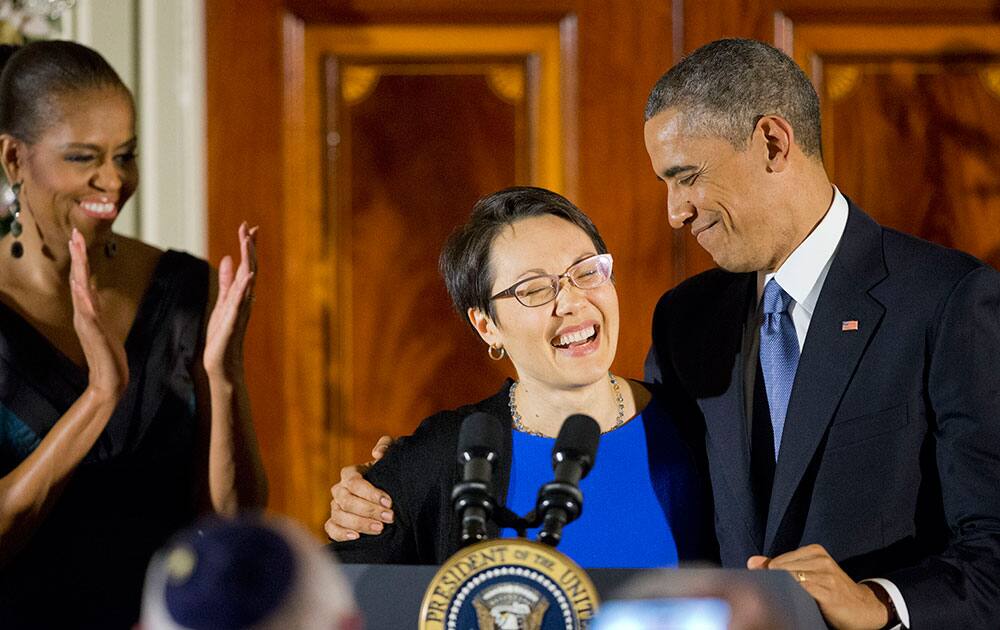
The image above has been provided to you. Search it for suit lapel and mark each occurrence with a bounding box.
[764,204,887,553]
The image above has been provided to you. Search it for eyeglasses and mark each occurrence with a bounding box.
[490,253,614,308]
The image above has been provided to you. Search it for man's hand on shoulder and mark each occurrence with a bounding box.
[325,436,396,541]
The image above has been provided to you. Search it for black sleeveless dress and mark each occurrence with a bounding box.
[0,251,208,629]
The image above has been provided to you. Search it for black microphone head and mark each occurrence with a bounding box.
[552,414,600,477]
[457,412,504,463]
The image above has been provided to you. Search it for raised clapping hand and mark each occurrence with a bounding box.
[68,228,128,399]
[203,223,257,379]
[748,544,891,630]
[325,436,395,541]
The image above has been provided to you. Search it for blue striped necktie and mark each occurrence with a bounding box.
[759,279,800,460]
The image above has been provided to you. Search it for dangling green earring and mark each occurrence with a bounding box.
[9,182,22,259]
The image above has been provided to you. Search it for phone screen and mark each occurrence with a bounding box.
[591,597,732,630]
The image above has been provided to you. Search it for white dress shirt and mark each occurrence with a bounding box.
[759,187,910,628]
[759,187,848,350]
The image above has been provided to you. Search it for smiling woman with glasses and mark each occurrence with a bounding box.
[327,186,713,568]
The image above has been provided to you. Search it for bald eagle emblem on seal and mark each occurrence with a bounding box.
[473,582,550,629]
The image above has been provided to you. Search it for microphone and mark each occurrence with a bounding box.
[536,414,600,547]
[452,412,503,546]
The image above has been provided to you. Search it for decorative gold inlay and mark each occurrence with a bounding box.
[826,65,861,102]
[980,66,1000,100]
[486,65,525,104]
[342,66,381,105]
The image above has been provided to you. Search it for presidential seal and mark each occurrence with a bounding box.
[419,539,599,630]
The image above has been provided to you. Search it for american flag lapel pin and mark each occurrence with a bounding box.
[841,320,859,332]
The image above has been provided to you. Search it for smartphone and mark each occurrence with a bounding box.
[591,597,731,630]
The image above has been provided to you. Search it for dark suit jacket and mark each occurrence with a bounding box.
[646,201,1000,627]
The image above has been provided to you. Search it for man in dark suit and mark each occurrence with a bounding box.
[643,39,1000,628]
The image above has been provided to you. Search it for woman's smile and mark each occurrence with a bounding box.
[551,321,601,357]
[77,195,119,220]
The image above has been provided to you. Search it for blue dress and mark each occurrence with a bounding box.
[500,395,702,568]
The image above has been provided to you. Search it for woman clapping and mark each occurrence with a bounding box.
[0,41,266,628]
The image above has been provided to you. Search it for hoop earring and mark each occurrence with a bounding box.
[8,182,23,259]
[488,345,506,361]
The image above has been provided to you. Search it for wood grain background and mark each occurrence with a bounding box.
[205,0,1000,530]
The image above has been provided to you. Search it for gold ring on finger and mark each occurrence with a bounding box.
[796,571,806,583]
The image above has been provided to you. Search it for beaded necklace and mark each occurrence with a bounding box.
[508,372,625,437]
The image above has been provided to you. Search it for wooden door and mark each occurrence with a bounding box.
[207,0,676,529]
[207,0,999,530]
[282,20,572,523]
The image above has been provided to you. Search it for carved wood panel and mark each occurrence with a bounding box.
[209,0,678,530]
[789,23,1000,268]
[281,21,570,527]
[208,1,998,531]
[341,68,522,459]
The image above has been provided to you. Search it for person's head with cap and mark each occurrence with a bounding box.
[140,514,361,630]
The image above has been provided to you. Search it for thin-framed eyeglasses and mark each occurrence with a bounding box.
[490,253,614,308]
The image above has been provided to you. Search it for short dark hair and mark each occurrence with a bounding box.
[645,38,822,158]
[439,186,609,324]
[0,40,130,143]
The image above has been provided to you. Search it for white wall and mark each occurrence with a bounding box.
[62,0,206,256]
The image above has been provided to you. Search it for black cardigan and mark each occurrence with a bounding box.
[332,381,515,564]
[331,379,717,565]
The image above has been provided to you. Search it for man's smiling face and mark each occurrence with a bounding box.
[644,107,793,273]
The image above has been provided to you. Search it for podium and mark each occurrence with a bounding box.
[340,563,826,628]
